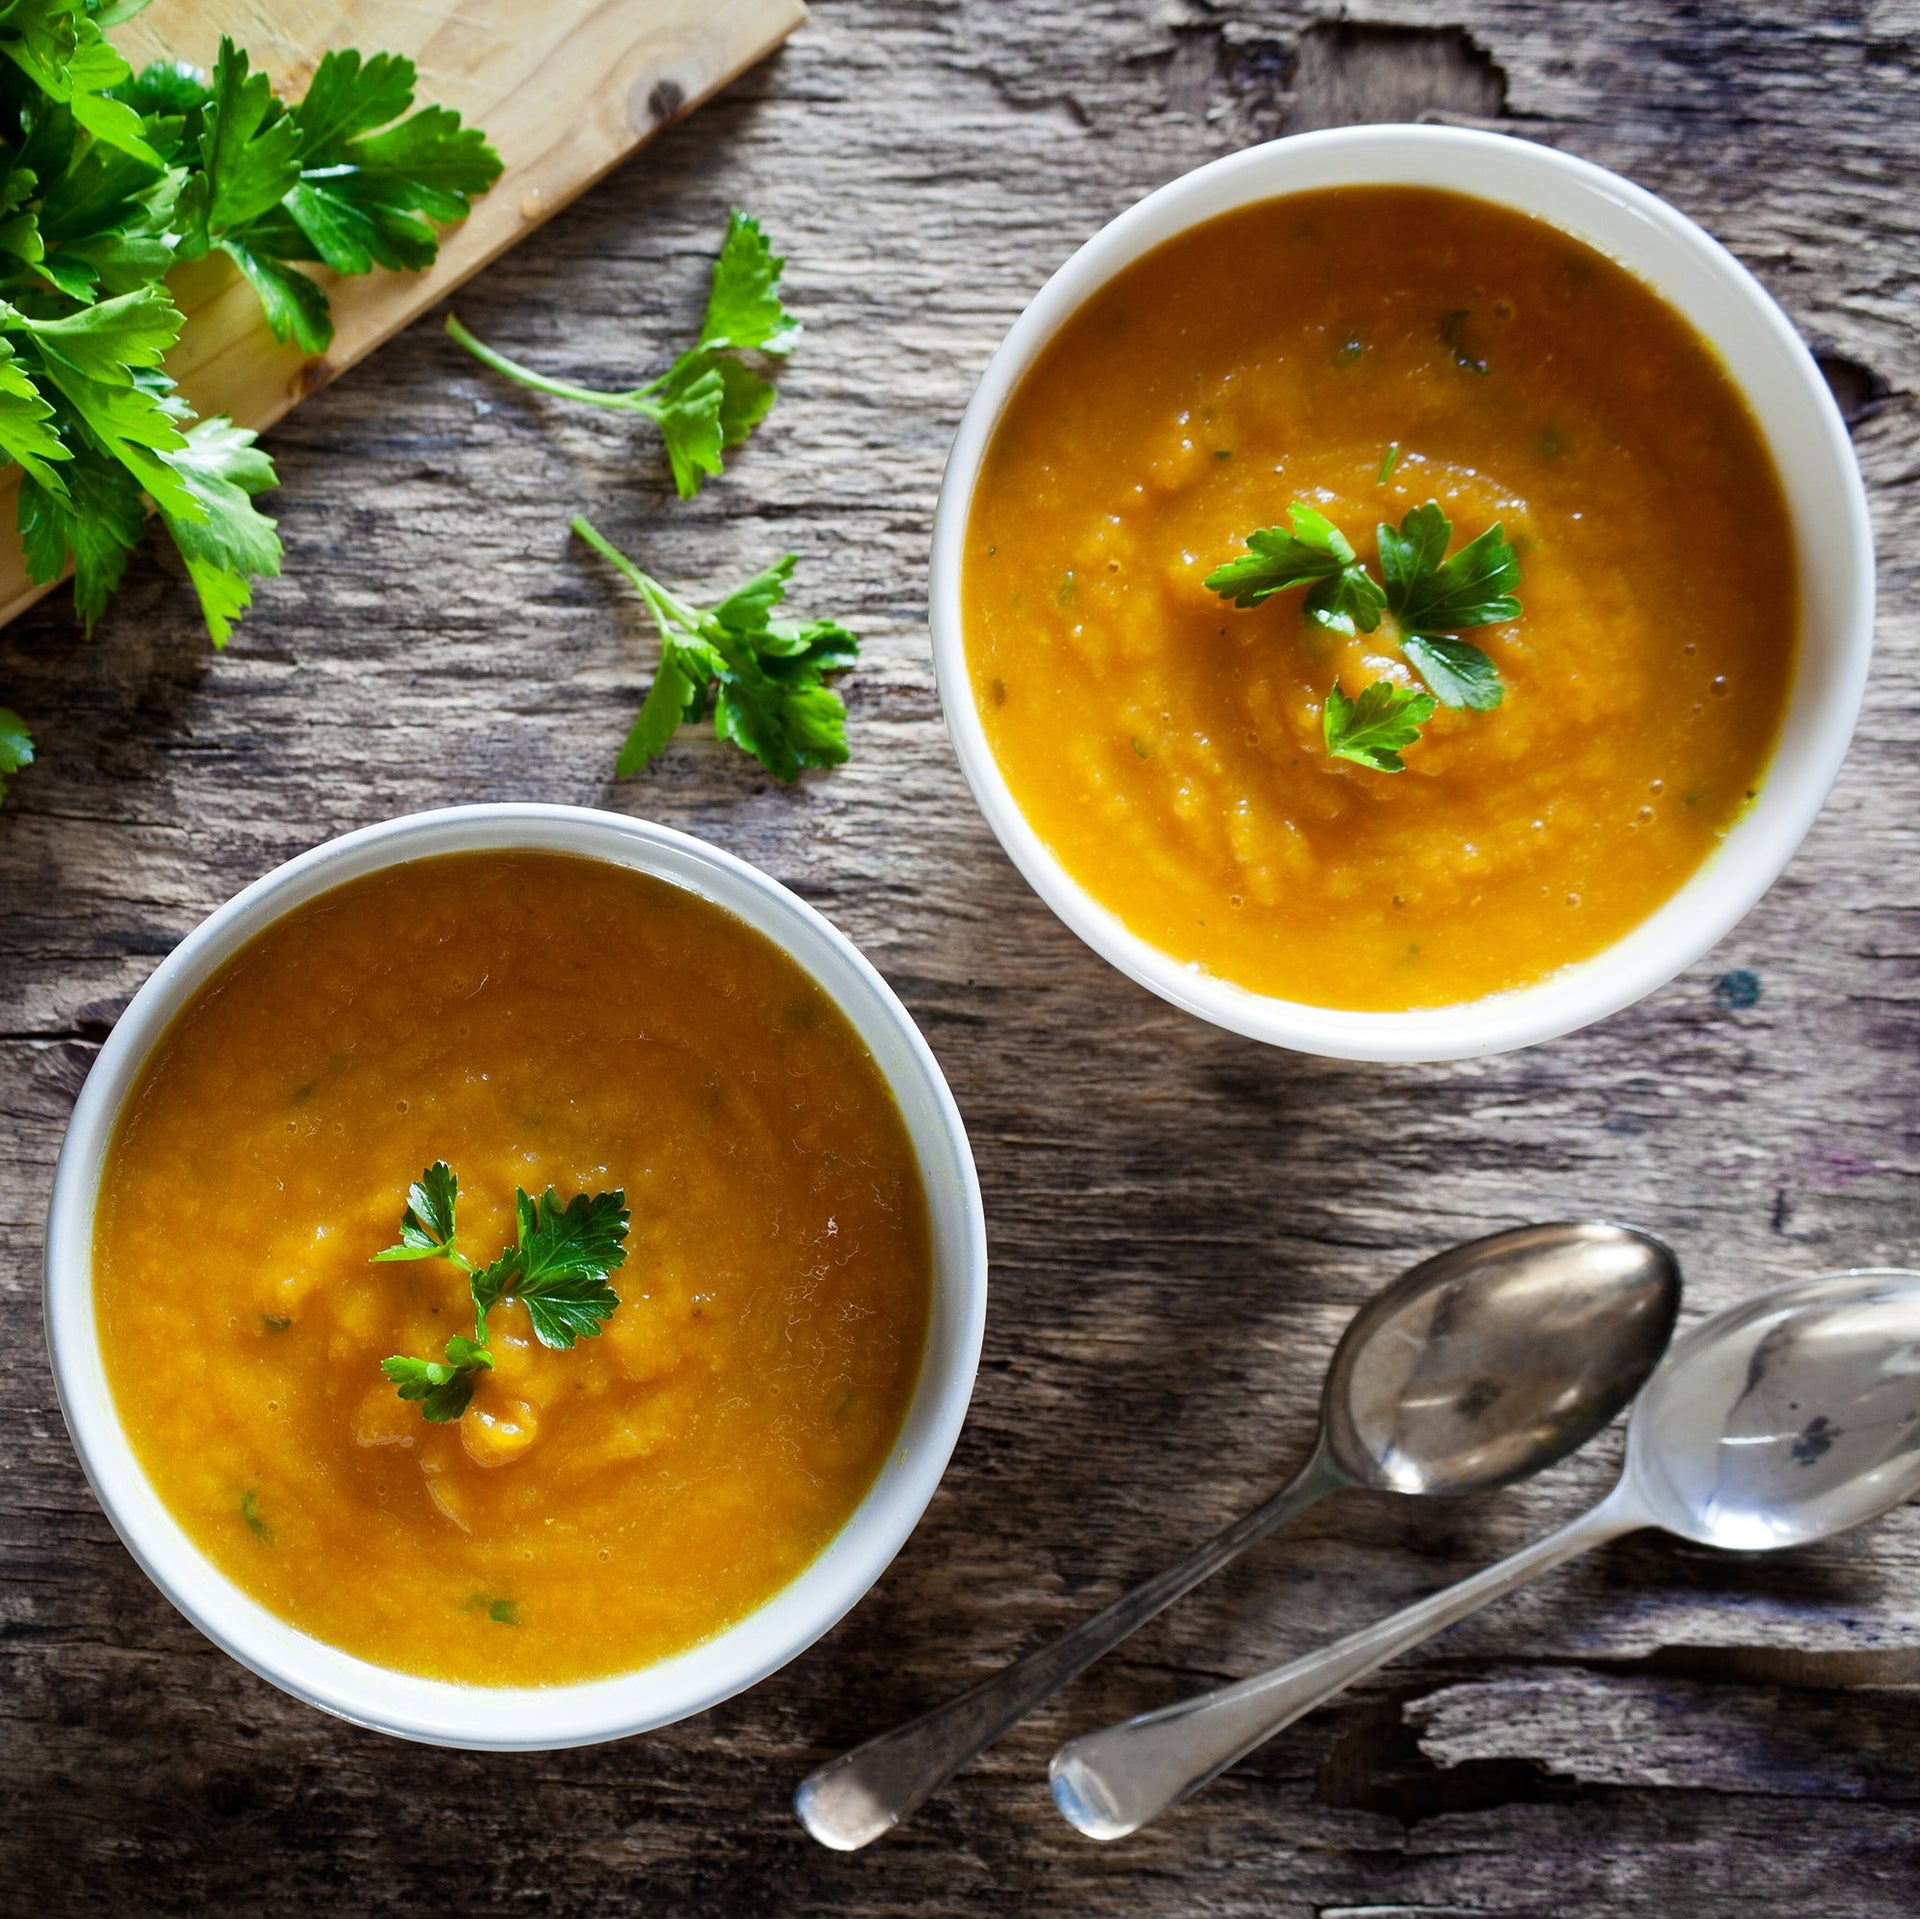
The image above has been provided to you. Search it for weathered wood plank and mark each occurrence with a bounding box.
[1,0,1918,1911]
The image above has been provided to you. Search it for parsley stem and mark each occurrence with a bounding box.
[570,515,706,643]
[572,515,677,635]
[447,317,656,414]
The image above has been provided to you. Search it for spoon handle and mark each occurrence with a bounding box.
[794,1441,1348,1850]
[1050,1489,1646,1841]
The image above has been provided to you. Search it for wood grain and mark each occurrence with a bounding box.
[2,0,1918,1912]
[0,0,806,625]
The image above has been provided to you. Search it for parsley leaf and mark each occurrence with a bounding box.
[446,209,798,499]
[0,706,32,803]
[220,237,333,356]
[1378,501,1521,639]
[502,1187,628,1349]
[518,1283,622,1353]
[0,1,161,167]
[114,58,213,134]
[7,280,183,382]
[198,40,500,352]
[34,138,181,300]
[1400,633,1503,713]
[513,1186,629,1292]
[282,46,416,157]
[0,337,74,492]
[1324,678,1437,774]
[573,515,857,782]
[1204,502,1387,635]
[0,283,200,526]
[177,36,304,246]
[154,416,283,647]
[18,444,148,630]
[699,208,802,354]
[381,1334,493,1424]
[277,50,501,276]
[374,1165,632,1420]
[468,1245,518,1324]
[372,1160,463,1262]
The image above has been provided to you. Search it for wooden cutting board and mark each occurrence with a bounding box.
[0,0,807,628]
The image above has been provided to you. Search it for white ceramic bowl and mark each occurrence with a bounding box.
[44,804,988,1749]
[929,126,1875,1062]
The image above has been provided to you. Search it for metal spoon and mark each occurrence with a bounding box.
[794,1221,1680,1849]
[1051,1266,1920,1841]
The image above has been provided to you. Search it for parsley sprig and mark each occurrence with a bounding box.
[374,1161,630,1424]
[1205,494,1521,772]
[447,210,798,500]
[573,514,857,781]
[1204,502,1386,633]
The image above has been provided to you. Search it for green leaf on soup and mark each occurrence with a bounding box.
[1401,633,1504,712]
[1323,678,1436,775]
[372,1160,461,1262]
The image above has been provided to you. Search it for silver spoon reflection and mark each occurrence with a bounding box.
[795,1221,1680,1850]
[1051,1267,1920,1841]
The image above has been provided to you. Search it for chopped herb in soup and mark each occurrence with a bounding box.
[94,851,933,1686]
[963,185,1798,1010]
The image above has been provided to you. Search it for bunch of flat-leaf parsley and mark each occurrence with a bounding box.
[0,7,500,802]
[1207,494,1521,772]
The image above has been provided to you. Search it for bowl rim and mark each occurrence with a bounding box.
[43,802,988,1749]
[927,123,1876,1062]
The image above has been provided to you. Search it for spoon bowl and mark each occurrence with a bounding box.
[1328,1221,1680,1495]
[1628,1270,1920,1549]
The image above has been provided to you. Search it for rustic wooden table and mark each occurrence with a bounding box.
[3,2,1916,1912]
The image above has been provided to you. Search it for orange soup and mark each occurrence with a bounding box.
[963,186,1798,1009]
[94,851,932,1685]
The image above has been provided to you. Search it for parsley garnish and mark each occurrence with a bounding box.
[382,1335,493,1424]
[572,514,857,781]
[446,210,797,499]
[1202,502,1386,635]
[239,1488,274,1543]
[1378,501,1521,641]
[0,25,498,778]
[374,1161,630,1424]
[1206,493,1521,772]
[1324,679,1437,774]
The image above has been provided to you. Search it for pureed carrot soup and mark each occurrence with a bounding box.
[963,186,1798,1009]
[93,851,933,1686]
